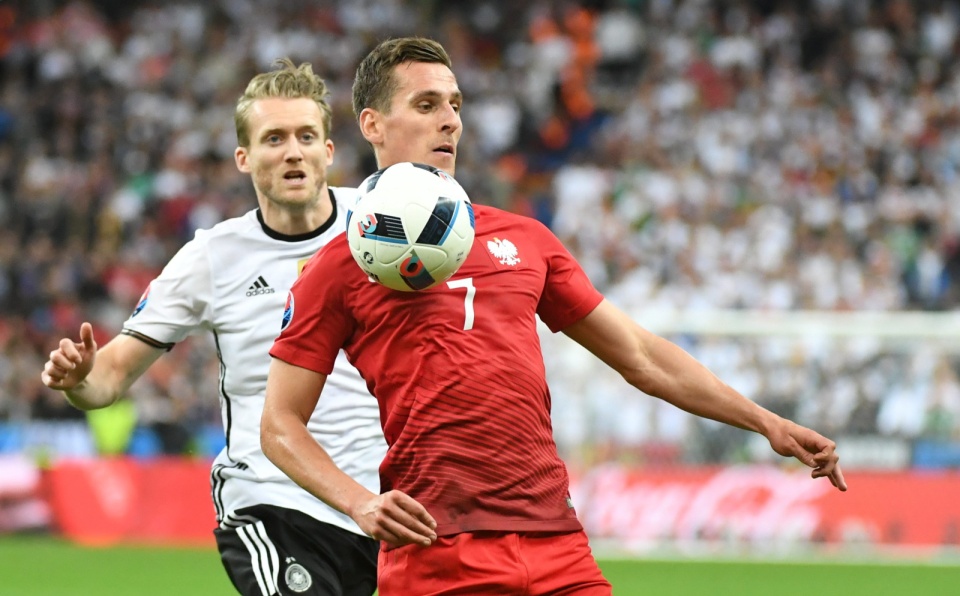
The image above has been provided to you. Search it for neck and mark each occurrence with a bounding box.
[259,187,333,235]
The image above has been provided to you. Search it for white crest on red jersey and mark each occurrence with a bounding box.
[486,237,521,266]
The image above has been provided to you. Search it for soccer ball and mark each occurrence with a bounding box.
[347,162,475,292]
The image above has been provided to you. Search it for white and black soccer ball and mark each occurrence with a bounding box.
[347,162,475,291]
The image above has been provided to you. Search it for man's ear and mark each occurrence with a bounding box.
[358,108,383,145]
[235,146,250,173]
[324,138,335,167]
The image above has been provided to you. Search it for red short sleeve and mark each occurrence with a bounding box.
[269,243,354,374]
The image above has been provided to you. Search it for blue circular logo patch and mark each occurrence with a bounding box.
[281,291,295,331]
[132,283,151,317]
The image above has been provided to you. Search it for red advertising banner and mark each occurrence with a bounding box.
[34,459,960,549]
[569,465,960,549]
[0,454,50,533]
[45,457,215,547]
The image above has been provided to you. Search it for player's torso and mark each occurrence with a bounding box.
[213,228,377,476]
[208,218,344,401]
[207,204,384,513]
[176,201,375,457]
[339,206,578,532]
[345,206,552,440]
[127,195,385,527]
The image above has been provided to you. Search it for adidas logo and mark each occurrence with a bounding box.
[246,275,276,297]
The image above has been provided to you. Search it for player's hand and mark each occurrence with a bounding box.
[766,419,847,492]
[352,490,437,547]
[41,322,98,391]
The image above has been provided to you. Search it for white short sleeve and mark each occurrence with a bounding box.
[121,232,214,347]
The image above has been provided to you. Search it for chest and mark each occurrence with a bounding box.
[352,231,546,337]
[210,249,314,336]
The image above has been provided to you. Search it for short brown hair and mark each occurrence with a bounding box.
[235,58,332,147]
[352,37,453,120]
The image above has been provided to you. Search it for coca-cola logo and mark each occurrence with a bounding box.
[570,465,831,549]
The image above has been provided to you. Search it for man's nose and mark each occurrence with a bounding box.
[284,138,304,161]
[439,103,461,133]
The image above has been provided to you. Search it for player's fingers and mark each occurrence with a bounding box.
[56,338,83,364]
[810,437,837,457]
[384,505,436,544]
[368,526,405,546]
[786,427,845,491]
[49,349,78,371]
[41,369,59,387]
[362,510,429,546]
[379,491,436,542]
[394,492,437,530]
[830,465,848,491]
[786,438,818,469]
[43,358,76,381]
[812,459,847,492]
[811,462,845,487]
[374,513,435,547]
[812,444,839,469]
[794,430,837,467]
[43,359,70,381]
[811,465,847,489]
[79,322,97,351]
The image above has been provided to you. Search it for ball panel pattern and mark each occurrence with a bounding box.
[347,162,475,292]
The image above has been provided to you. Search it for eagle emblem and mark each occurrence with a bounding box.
[486,237,521,266]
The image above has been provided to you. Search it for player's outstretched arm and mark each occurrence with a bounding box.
[262,357,437,546]
[563,299,847,492]
[40,322,165,410]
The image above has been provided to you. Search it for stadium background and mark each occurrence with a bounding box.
[1,0,960,593]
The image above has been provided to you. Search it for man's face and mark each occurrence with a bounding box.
[235,97,334,210]
[367,61,462,176]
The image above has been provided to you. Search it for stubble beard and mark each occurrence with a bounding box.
[261,173,326,213]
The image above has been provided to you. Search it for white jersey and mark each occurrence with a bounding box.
[122,187,385,536]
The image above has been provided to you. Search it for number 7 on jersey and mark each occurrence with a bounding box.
[446,278,476,331]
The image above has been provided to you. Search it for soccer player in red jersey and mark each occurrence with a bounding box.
[262,37,847,595]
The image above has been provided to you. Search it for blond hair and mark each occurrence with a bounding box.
[235,58,332,147]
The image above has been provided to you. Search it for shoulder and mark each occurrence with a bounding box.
[474,204,553,235]
[303,232,353,273]
[164,211,262,275]
[190,209,260,246]
[474,204,537,224]
[295,233,360,299]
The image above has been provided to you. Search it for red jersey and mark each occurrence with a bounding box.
[271,204,603,536]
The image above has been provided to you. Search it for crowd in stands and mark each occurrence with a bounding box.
[1,0,959,465]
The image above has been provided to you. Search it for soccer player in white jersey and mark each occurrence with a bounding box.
[40,59,385,596]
